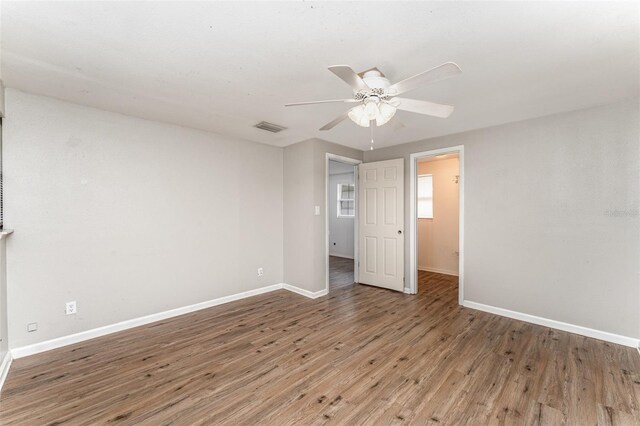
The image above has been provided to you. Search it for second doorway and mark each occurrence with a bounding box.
[328,159,356,291]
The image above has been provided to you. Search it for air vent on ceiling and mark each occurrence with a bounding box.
[254,121,287,133]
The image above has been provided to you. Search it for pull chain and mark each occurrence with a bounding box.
[370,121,374,150]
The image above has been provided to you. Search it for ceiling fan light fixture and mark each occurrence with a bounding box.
[376,102,397,127]
[349,97,397,128]
[347,105,371,127]
[363,100,380,120]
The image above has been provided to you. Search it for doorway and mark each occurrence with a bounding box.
[409,146,464,303]
[325,154,361,293]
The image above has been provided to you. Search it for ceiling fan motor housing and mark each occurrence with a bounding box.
[361,70,391,90]
[356,70,392,102]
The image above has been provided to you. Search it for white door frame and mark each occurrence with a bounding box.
[325,153,362,293]
[409,145,464,304]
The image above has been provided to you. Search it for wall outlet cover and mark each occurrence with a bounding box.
[65,301,77,315]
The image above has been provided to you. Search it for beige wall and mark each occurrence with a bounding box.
[4,89,284,348]
[417,157,459,275]
[364,99,640,339]
[284,138,362,292]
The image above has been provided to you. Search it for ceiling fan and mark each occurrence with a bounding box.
[285,62,461,131]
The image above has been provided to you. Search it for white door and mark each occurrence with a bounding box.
[358,158,404,292]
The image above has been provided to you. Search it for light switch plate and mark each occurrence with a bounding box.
[315,206,320,215]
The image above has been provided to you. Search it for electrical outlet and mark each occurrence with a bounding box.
[65,301,77,315]
[27,322,38,332]
[257,267,264,277]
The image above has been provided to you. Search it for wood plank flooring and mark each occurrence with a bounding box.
[1,271,639,425]
[329,255,354,291]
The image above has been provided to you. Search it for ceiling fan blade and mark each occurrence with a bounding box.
[328,65,371,91]
[389,62,461,95]
[319,111,350,131]
[285,99,357,107]
[393,98,454,118]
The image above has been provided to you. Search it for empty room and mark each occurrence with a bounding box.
[0,1,638,424]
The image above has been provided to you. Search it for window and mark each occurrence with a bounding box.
[337,183,355,217]
[417,174,433,219]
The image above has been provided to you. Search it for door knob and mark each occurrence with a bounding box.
[398,230,402,234]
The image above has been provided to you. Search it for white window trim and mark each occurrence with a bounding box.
[417,174,433,219]
[337,183,355,218]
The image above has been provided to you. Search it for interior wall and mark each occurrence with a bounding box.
[417,157,459,275]
[0,239,7,360]
[4,89,285,349]
[284,138,362,293]
[0,80,7,361]
[283,140,315,293]
[364,98,640,340]
[328,169,355,259]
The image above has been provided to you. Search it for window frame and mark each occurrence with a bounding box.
[417,174,433,219]
[337,183,355,218]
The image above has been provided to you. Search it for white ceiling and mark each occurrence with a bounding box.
[2,2,638,151]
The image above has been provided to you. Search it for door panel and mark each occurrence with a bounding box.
[383,238,397,277]
[358,158,404,292]
[384,187,397,224]
[365,236,377,273]
[365,188,377,224]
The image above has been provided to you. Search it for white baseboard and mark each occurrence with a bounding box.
[283,284,328,299]
[0,351,12,394]
[12,283,284,359]
[418,266,459,276]
[463,300,639,348]
[11,282,330,359]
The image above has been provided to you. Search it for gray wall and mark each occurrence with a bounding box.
[4,89,284,348]
[284,139,362,292]
[0,239,7,359]
[365,99,640,339]
[283,140,315,293]
[0,85,7,360]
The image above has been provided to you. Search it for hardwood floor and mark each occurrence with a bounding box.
[1,271,639,425]
[329,255,354,291]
